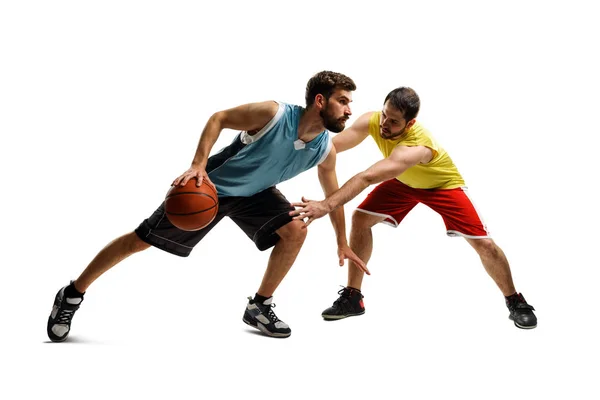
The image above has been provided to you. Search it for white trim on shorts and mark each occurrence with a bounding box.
[355,208,399,227]
[446,230,491,239]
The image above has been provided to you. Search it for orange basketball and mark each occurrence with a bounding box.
[165,179,219,231]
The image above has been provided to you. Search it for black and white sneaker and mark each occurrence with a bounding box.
[322,286,365,320]
[47,283,84,342]
[243,296,291,338]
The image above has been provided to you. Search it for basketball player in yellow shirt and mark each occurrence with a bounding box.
[290,87,537,329]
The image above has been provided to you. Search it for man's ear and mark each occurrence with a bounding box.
[315,93,326,109]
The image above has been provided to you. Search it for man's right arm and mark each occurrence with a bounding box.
[173,101,278,187]
[332,111,373,153]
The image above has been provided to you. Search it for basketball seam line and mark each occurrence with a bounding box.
[165,203,218,216]
[166,192,217,201]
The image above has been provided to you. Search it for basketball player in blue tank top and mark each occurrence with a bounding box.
[47,71,369,340]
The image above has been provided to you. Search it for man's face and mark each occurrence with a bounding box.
[320,89,353,133]
[380,101,410,140]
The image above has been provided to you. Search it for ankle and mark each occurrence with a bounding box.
[254,293,271,304]
[505,292,519,301]
[347,286,361,292]
[65,281,85,298]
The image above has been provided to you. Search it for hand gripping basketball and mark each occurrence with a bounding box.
[165,178,219,231]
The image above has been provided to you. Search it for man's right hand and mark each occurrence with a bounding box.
[172,166,215,188]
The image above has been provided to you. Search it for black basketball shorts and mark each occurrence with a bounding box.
[135,187,295,257]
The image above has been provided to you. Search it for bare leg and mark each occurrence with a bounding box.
[256,220,307,297]
[465,238,516,296]
[347,211,385,290]
[74,232,151,293]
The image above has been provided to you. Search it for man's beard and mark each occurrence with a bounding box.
[380,127,406,140]
[320,108,347,133]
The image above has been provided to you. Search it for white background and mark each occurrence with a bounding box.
[1,0,598,398]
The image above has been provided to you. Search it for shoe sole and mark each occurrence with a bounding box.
[509,315,537,329]
[242,317,291,338]
[322,310,365,321]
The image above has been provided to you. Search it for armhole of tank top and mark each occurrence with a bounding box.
[240,102,285,144]
[317,134,333,165]
[423,145,438,164]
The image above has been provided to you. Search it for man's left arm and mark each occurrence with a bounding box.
[292,145,432,224]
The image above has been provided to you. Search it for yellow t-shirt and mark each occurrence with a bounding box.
[368,112,465,189]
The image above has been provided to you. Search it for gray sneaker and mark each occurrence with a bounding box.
[47,283,84,342]
[242,296,291,338]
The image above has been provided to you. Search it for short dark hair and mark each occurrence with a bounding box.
[384,87,420,121]
[305,71,356,107]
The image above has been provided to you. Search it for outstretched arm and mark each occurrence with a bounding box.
[332,111,372,153]
[315,146,369,274]
[173,101,278,187]
[291,145,432,224]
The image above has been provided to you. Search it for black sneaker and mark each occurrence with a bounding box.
[506,293,537,329]
[243,296,291,338]
[322,287,365,320]
[47,283,84,342]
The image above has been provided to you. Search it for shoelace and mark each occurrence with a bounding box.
[56,308,76,324]
[263,303,281,323]
[510,294,535,311]
[332,287,355,310]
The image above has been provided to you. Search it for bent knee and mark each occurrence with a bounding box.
[277,220,308,243]
[352,210,381,230]
[472,238,498,256]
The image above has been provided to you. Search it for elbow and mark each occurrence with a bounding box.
[209,111,226,128]
[360,171,379,186]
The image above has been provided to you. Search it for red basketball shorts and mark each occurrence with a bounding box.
[356,179,490,238]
